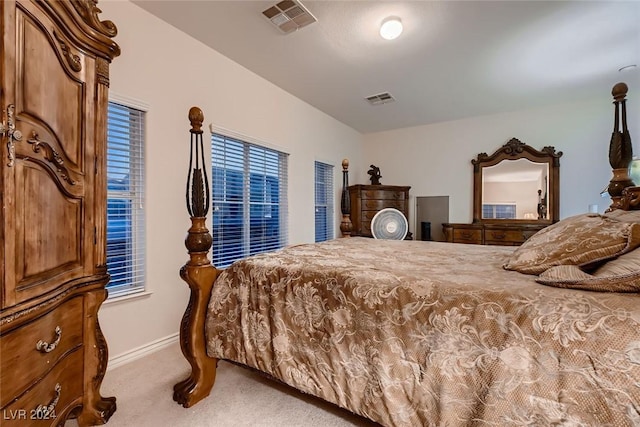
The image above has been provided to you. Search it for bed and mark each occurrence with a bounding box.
[173,85,640,426]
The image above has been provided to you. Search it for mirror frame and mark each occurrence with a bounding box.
[472,138,562,224]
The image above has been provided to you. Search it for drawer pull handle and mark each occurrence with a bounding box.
[491,232,506,240]
[34,383,61,419]
[36,326,62,353]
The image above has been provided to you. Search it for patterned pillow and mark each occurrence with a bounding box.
[603,209,640,223]
[536,250,640,292]
[595,246,640,276]
[504,213,640,275]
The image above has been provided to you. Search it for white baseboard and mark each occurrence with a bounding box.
[107,333,179,371]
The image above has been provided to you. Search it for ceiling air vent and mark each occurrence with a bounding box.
[365,92,396,106]
[262,0,317,34]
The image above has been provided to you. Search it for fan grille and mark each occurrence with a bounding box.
[371,208,408,240]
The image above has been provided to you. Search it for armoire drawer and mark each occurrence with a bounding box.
[2,349,84,426]
[1,297,83,408]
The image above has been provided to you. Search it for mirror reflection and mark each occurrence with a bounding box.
[630,158,640,185]
[481,158,549,220]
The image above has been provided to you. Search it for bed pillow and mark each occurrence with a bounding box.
[595,245,640,276]
[603,209,640,223]
[503,213,640,275]
[536,249,640,292]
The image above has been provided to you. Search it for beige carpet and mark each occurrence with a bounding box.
[69,342,378,426]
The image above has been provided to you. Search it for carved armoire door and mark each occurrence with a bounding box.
[1,0,99,306]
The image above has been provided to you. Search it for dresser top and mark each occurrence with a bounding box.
[349,184,411,191]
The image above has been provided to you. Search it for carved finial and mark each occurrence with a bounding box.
[186,107,209,218]
[189,107,204,133]
[342,158,349,171]
[612,82,628,102]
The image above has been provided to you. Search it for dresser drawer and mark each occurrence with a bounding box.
[361,199,406,211]
[484,229,528,245]
[361,189,406,200]
[484,226,544,246]
[2,349,83,426]
[360,221,373,237]
[1,297,83,408]
[452,228,483,244]
[361,207,407,222]
[485,229,523,243]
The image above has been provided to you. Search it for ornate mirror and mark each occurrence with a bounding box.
[472,138,562,224]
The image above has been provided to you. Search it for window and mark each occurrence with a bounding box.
[314,161,334,242]
[211,133,288,267]
[482,203,516,219]
[106,100,146,297]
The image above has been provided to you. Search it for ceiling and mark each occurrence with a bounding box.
[133,1,640,134]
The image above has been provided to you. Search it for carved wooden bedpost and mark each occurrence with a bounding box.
[607,82,634,211]
[173,107,219,408]
[340,158,353,237]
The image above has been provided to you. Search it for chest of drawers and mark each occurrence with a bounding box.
[348,185,411,238]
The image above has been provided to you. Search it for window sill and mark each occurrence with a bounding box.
[104,289,153,306]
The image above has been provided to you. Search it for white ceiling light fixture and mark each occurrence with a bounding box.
[380,17,403,40]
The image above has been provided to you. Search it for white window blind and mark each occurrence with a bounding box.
[314,161,334,242]
[211,133,288,267]
[106,101,146,297]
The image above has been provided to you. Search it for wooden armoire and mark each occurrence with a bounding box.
[0,1,119,425]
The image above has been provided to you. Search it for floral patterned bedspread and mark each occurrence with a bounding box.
[205,238,640,426]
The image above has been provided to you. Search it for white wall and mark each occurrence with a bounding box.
[363,90,640,234]
[98,0,364,360]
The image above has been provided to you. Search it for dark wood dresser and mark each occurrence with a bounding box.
[442,223,546,246]
[1,1,119,425]
[349,185,411,237]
